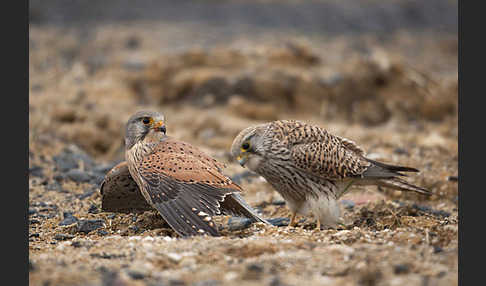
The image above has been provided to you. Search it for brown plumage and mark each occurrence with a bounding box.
[113,110,269,237]
[231,120,431,229]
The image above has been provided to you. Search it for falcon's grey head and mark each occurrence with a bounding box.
[230,123,269,172]
[125,110,166,149]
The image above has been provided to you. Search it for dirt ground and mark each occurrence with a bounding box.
[29,3,457,285]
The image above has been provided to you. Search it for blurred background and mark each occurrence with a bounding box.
[29,1,458,285]
[29,0,457,161]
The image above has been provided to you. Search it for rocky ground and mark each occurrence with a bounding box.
[29,2,457,285]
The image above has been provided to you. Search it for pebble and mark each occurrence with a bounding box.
[393,264,410,274]
[88,204,99,214]
[341,200,355,210]
[244,263,264,280]
[169,279,187,286]
[59,212,78,226]
[77,189,95,200]
[447,176,458,182]
[271,200,286,206]
[412,203,450,217]
[267,217,289,227]
[46,182,61,191]
[53,145,95,172]
[65,169,93,183]
[29,166,44,177]
[433,245,443,253]
[54,233,74,241]
[126,269,145,280]
[192,280,220,286]
[97,230,109,236]
[77,219,105,234]
[393,148,409,156]
[227,217,252,231]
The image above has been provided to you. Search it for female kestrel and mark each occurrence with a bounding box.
[115,110,269,237]
[230,120,431,229]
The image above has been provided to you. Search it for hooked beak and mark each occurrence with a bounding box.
[152,120,166,134]
[236,154,248,167]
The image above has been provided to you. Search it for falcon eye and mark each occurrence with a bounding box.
[142,117,152,125]
[241,142,250,151]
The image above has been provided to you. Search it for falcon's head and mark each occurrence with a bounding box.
[125,110,166,149]
[230,123,269,172]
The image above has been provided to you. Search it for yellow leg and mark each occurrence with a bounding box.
[289,212,297,227]
[316,218,321,230]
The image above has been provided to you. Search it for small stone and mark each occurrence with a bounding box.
[244,263,264,280]
[393,148,409,155]
[53,174,65,182]
[267,217,289,227]
[227,217,252,231]
[59,212,78,226]
[107,214,116,219]
[169,280,186,286]
[53,145,95,172]
[54,233,74,241]
[88,204,99,214]
[448,176,458,182]
[29,233,40,238]
[125,36,140,50]
[65,169,93,183]
[433,245,443,253]
[126,269,145,280]
[192,280,220,286]
[46,182,61,191]
[30,219,40,225]
[78,189,95,200]
[29,208,37,215]
[341,199,355,210]
[77,219,105,234]
[97,230,109,236]
[271,200,286,206]
[394,264,410,274]
[29,166,44,177]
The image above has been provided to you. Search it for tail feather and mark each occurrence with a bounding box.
[377,177,431,196]
[220,193,271,225]
[365,158,420,173]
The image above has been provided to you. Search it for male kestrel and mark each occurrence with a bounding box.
[114,110,269,237]
[230,120,431,229]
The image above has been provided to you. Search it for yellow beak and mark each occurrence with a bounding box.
[152,121,166,133]
[236,154,248,167]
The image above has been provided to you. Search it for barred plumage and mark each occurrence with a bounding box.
[231,119,431,229]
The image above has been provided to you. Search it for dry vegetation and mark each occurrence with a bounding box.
[29,20,457,286]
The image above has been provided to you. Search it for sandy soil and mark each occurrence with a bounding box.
[29,6,457,285]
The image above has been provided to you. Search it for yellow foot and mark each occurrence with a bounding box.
[289,212,297,227]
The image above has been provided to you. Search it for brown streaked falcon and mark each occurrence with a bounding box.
[230,120,431,230]
[108,110,269,237]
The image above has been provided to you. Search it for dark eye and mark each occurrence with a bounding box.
[242,142,250,150]
[142,117,151,125]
